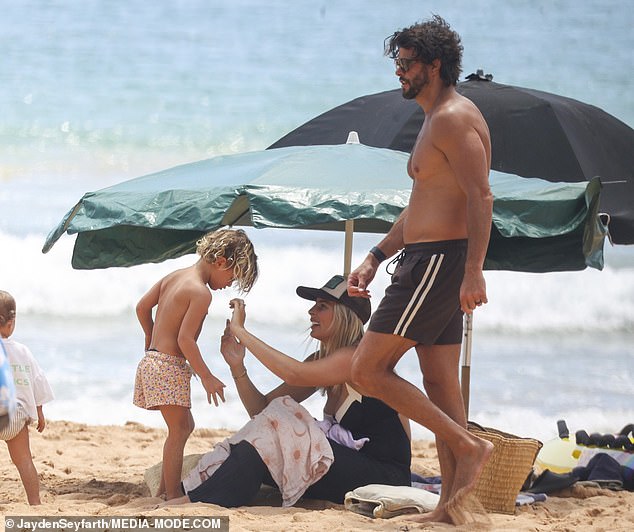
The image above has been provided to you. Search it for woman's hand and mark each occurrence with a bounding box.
[220,319,246,368]
[229,298,247,333]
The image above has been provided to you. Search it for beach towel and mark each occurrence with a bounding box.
[573,452,634,491]
[410,473,443,495]
[181,396,334,506]
[344,484,439,518]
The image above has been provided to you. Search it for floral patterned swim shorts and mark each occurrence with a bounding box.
[133,350,194,410]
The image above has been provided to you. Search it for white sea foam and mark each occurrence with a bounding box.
[3,227,632,442]
[1,229,632,333]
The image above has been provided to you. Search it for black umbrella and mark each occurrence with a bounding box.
[270,72,634,245]
[269,73,621,416]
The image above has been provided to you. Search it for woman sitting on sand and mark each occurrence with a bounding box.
[168,274,411,507]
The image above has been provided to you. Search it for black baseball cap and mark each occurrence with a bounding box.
[296,275,371,324]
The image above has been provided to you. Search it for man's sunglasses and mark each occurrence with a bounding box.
[393,57,419,72]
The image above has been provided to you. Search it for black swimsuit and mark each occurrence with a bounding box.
[187,391,411,506]
[303,390,411,502]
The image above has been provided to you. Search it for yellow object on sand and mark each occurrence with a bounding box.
[535,437,582,473]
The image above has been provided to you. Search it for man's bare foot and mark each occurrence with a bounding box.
[451,435,494,499]
[403,504,452,524]
[446,488,491,527]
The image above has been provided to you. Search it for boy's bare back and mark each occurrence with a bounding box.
[144,266,212,358]
[135,228,258,406]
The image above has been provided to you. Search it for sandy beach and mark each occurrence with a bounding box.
[0,420,631,531]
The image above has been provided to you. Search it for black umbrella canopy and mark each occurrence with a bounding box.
[270,74,634,244]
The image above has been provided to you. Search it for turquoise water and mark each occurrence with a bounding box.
[0,0,632,442]
[3,0,632,186]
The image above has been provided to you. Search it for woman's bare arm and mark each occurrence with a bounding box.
[220,320,316,417]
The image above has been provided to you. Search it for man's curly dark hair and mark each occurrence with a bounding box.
[385,14,463,86]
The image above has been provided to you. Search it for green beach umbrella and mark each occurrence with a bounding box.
[43,139,607,416]
[43,141,605,276]
[43,141,408,272]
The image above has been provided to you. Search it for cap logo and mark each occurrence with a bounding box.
[322,275,346,299]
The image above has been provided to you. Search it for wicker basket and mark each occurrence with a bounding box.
[468,422,543,514]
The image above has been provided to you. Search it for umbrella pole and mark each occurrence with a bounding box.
[344,219,354,276]
[461,313,473,419]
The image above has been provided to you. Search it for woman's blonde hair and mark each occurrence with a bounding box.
[314,302,364,361]
[0,290,16,326]
[196,228,259,292]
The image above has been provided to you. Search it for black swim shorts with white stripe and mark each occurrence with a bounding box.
[368,239,467,346]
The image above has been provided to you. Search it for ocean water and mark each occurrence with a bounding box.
[1,0,632,444]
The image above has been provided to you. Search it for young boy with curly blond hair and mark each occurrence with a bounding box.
[133,228,258,500]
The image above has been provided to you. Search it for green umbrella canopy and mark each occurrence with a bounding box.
[42,144,606,272]
[486,172,605,272]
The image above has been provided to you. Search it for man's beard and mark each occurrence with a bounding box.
[401,69,429,100]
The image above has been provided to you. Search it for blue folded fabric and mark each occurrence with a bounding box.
[573,452,625,490]
[410,473,441,485]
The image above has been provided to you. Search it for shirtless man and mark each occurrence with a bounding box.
[347,16,494,524]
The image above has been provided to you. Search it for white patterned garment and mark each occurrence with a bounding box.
[182,396,334,507]
[1,338,54,422]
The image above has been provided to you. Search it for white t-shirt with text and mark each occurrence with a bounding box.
[2,338,54,422]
